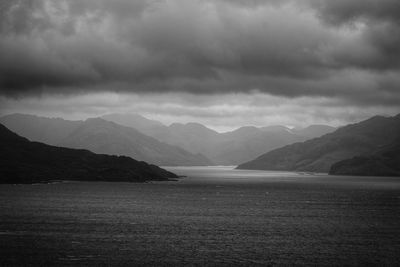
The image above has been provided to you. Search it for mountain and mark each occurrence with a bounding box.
[159,124,335,165]
[0,114,212,166]
[145,123,304,165]
[1,113,336,166]
[59,118,212,166]
[99,114,223,161]
[260,125,292,133]
[237,114,400,173]
[101,113,335,165]
[100,114,221,159]
[215,126,303,165]
[0,123,177,184]
[157,122,221,160]
[329,140,400,176]
[101,113,164,132]
[0,113,81,145]
[292,125,336,139]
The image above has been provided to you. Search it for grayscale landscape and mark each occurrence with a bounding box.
[1,167,399,266]
[0,0,399,266]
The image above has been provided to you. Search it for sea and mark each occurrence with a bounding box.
[0,166,399,266]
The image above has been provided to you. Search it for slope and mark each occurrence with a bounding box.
[329,140,400,176]
[237,114,400,173]
[0,123,177,184]
[0,114,212,166]
[59,118,212,166]
[101,113,335,165]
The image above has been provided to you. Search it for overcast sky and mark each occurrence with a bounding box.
[1,0,399,131]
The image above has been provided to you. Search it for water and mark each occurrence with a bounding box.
[0,166,399,266]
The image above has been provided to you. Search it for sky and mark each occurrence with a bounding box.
[0,0,399,132]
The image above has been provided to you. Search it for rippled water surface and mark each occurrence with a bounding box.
[1,166,399,266]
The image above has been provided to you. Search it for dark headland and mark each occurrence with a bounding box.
[0,123,178,184]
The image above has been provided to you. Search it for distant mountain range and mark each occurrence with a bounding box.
[2,112,398,177]
[59,118,212,166]
[0,114,211,166]
[0,113,335,166]
[101,113,336,165]
[101,113,164,132]
[237,114,400,175]
[0,123,177,184]
[0,114,81,145]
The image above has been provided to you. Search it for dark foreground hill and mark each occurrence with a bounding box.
[237,114,400,173]
[329,141,400,176]
[0,124,177,184]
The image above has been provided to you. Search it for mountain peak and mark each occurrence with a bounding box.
[169,122,219,135]
[260,125,291,133]
[227,126,260,134]
[101,113,164,130]
[85,117,114,124]
[82,118,122,130]
[1,113,74,122]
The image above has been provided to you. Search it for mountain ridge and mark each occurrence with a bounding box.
[100,113,336,165]
[60,118,212,166]
[237,114,400,173]
[0,114,212,166]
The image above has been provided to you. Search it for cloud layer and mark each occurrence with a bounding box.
[1,0,399,107]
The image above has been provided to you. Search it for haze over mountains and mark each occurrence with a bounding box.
[1,113,335,167]
[0,114,211,166]
[0,123,177,184]
[238,114,400,175]
[2,112,399,176]
[59,118,211,166]
[101,113,336,165]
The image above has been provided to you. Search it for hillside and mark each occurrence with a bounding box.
[101,113,164,132]
[0,113,81,145]
[101,113,335,165]
[0,123,177,184]
[59,118,212,166]
[0,114,212,166]
[237,114,400,173]
[329,141,400,176]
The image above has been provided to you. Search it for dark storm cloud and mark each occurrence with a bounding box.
[309,0,400,71]
[0,0,399,106]
[309,0,400,25]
